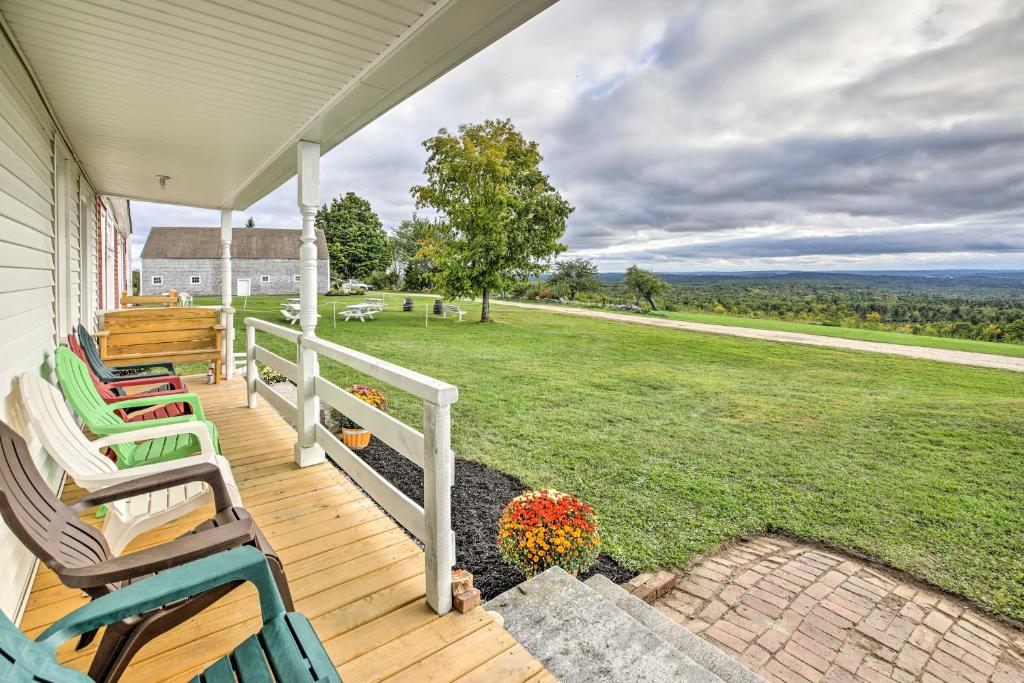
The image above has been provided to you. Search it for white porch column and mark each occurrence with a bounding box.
[294,140,325,467]
[220,209,235,380]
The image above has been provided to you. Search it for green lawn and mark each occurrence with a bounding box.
[209,295,1024,621]
[507,298,1024,358]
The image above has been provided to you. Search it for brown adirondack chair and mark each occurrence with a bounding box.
[0,420,293,683]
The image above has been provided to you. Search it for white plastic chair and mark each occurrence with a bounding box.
[18,373,242,555]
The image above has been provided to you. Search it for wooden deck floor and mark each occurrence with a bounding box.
[22,377,554,682]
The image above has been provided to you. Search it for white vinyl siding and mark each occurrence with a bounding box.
[0,24,62,623]
[0,26,109,622]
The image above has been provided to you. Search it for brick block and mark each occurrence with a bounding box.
[451,569,473,596]
[651,570,678,598]
[453,587,481,613]
[923,609,954,633]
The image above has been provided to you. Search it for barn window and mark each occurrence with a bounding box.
[261,275,270,283]
[293,274,300,283]
[152,276,163,285]
[190,275,201,285]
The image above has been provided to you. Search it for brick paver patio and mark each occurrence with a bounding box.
[654,537,1024,682]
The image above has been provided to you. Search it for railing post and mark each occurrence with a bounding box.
[220,209,233,380]
[423,400,454,615]
[223,307,235,381]
[245,322,257,408]
[294,140,325,467]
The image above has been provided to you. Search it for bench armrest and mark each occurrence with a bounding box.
[38,547,282,649]
[69,463,233,513]
[104,375,184,390]
[44,519,255,590]
[92,420,217,456]
[103,387,186,405]
[104,392,205,420]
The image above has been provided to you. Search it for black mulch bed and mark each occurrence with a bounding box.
[344,436,637,600]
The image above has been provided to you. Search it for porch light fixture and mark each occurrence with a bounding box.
[156,174,170,189]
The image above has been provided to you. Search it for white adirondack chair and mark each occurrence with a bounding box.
[17,373,242,555]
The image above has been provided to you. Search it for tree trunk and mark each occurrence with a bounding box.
[481,288,490,322]
[646,294,657,310]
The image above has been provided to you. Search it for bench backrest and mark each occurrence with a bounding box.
[121,290,178,307]
[442,304,461,311]
[100,307,221,360]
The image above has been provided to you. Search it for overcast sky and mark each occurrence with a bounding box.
[130,0,1024,272]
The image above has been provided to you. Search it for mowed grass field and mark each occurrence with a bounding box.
[208,295,1024,621]
[514,298,1024,358]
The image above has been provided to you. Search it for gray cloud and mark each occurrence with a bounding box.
[131,0,1024,272]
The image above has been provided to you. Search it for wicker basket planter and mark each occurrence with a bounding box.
[341,427,371,451]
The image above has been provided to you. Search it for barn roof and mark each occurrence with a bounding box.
[141,227,328,260]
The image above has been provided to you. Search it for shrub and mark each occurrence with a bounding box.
[330,384,388,430]
[259,365,289,384]
[497,489,600,578]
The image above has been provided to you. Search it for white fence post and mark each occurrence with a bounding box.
[245,322,257,408]
[423,401,454,615]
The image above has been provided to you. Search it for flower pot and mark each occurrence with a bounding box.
[341,428,371,451]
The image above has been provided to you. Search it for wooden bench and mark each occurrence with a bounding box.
[98,307,224,382]
[121,290,178,307]
[441,303,465,321]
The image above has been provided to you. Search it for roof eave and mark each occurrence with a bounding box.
[226,0,556,210]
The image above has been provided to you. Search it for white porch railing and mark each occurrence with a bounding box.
[243,317,458,615]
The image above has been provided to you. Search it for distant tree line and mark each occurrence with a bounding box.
[502,266,1024,345]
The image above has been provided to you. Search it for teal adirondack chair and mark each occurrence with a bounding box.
[54,347,219,467]
[0,546,341,682]
[76,323,176,381]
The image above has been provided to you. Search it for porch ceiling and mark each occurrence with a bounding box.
[0,0,555,210]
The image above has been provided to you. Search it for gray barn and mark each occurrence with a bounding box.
[140,227,330,296]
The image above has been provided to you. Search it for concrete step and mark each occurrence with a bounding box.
[585,574,765,683]
[486,566,725,683]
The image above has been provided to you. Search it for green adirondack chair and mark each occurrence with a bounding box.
[0,546,341,682]
[54,347,219,467]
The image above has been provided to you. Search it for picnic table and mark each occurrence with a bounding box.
[340,303,377,322]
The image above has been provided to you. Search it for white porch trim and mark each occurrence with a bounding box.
[294,140,325,467]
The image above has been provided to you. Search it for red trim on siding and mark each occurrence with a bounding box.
[96,197,104,310]
[113,232,119,309]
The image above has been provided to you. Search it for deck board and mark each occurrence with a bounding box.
[21,377,553,682]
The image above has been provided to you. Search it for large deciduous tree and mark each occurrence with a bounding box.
[315,192,388,281]
[624,266,665,310]
[549,257,602,301]
[411,119,573,322]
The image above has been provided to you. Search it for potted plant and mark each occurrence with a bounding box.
[497,489,600,578]
[330,384,388,451]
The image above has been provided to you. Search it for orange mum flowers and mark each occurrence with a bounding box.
[497,489,600,578]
